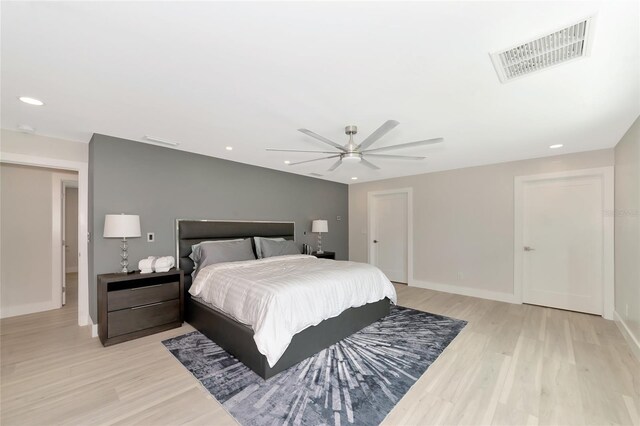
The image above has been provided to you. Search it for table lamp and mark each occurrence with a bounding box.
[104,214,141,273]
[311,219,328,254]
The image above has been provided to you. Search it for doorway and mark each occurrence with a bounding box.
[1,152,89,326]
[514,167,614,318]
[368,188,413,284]
[0,163,78,318]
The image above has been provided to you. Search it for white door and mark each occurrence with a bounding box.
[521,175,603,314]
[370,192,408,283]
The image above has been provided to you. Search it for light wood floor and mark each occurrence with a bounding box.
[1,277,638,425]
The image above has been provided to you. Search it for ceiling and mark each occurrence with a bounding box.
[2,1,638,184]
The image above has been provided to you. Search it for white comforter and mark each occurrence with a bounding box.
[189,254,397,367]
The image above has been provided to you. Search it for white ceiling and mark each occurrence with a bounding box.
[2,1,638,184]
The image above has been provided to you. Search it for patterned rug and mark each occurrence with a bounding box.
[162,306,466,426]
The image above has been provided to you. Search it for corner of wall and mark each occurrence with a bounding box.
[614,311,640,361]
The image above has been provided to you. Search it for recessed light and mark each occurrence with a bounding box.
[284,160,291,164]
[226,146,233,151]
[18,96,44,106]
[549,144,564,149]
[351,177,358,180]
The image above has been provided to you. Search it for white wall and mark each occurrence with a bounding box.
[65,187,79,272]
[0,129,88,162]
[0,163,77,317]
[1,128,89,325]
[614,116,640,357]
[349,149,614,301]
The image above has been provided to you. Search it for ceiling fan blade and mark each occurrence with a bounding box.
[288,155,341,166]
[266,148,340,154]
[356,120,400,151]
[298,129,347,152]
[327,159,343,171]
[360,158,380,170]
[366,154,426,160]
[363,137,444,153]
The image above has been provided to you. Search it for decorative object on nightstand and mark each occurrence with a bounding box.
[103,214,141,273]
[98,269,184,346]
[138,256,175,274]
[313,251,335,260]
[311,219,328,254]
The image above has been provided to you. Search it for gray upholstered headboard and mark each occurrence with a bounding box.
[175,219,295,291]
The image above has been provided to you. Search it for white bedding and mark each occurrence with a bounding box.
[189,254,397,367]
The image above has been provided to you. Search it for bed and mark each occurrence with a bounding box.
[176,219,393,379]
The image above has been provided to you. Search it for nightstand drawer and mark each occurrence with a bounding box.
[108,281,179,311]
[108,299,180,338]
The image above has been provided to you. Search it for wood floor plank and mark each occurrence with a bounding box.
[2,276,638,425]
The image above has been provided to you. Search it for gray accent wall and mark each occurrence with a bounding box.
[88,134,348,322]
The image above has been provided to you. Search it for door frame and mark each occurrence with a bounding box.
[514,167,614,319]
[1,152,89,327]
[52,174,79,309]
[367,188,414,285]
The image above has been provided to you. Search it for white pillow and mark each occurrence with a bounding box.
[253,237,286,259]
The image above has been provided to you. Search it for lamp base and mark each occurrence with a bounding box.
[120,238,129,273]
[316,233,324,255]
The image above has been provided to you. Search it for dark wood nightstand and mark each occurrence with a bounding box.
[98,269,184,346]
[313,251,335,260]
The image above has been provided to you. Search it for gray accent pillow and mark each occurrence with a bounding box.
[253,237,285,258]
[189,239,244,265]
[192,239,255,278]
[260,239,301,258]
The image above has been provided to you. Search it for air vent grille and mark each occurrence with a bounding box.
[491,18,592,82]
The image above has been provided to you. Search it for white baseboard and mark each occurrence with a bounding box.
[87,316,98,337]
[614,311,640,361]
[410,279,520,304]
[0,300,60,319]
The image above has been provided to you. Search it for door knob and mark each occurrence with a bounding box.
[373,240,378,243]
[524,246,535,251]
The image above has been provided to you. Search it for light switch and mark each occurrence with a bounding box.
[147,232,155,242]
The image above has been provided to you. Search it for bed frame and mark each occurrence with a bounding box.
[176,219,390,380]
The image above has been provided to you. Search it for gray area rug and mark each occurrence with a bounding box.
[163,306,466,425]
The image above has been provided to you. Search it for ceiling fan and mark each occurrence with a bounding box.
[267,120,443,171]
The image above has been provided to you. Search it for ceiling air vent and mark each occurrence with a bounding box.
[490,17,594,83]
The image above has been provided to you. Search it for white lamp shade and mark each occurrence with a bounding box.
[103,214,141,238]
[312,220,328,233]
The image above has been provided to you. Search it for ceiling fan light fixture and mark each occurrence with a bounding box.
[342,153,362,163]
